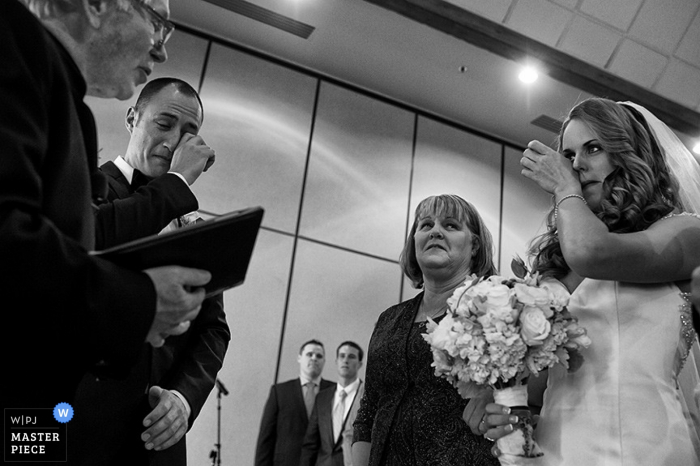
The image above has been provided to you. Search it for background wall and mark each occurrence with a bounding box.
[87,28,551,465]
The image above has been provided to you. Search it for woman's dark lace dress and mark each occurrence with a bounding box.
[354,293,498,466]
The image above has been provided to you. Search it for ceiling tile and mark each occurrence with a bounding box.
[551,0,578,9]
[506,0,572,46]
[443,0,514,23]
[676,12,700,68]
[609,39,667,88]
[559,15,622,67]
[579,0,643,31]
[628,0,698,54]
[655,59,700,107]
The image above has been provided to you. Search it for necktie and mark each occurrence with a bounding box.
[333,389,347,439]
[131,169,151,190]
[303,382,316,418]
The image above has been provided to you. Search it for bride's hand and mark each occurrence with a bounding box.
[521,140,580,197]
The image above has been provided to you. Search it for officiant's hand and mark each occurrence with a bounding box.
[169,133,216,186]
[144,266,211,347]
[141,386,188,451]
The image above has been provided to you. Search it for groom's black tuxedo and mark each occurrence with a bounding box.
[71,160,230,466]
[94,161,198,249]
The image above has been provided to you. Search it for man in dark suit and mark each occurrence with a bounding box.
[301,341,365,466]
[72,78,230,466]
[256,340,335,466]
[0,0,208,412]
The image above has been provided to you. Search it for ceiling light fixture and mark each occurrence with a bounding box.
[519,66,538,84]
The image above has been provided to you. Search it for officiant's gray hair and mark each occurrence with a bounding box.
[400,194,496,289]
[21,0,130,17]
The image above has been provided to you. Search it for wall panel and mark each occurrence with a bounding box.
[299,82,414,260]
[194,44,318,233]
[280,239,402,385]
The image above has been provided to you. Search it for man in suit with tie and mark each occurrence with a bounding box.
[300,341,365,466]
[71,77,230,466]
[256,339,336,466]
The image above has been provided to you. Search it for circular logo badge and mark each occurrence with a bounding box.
[53,402,74,423]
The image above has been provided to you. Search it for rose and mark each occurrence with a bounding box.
[514,283,552,309]
[519,306,552,346]
[483,283,512,308]
[468,281,517,320]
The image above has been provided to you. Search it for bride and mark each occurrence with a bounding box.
[470,98,700,465]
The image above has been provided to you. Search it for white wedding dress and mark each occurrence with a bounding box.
[534,278,700,465]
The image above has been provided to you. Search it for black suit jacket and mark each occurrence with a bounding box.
[70,161,230,466]
[255,378,336,466]
[300,381,364,466]
[94,161,198,249]
[0,0,156,410]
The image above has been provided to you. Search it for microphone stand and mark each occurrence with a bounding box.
[209,378,229,466]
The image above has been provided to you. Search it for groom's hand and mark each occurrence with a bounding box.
[141,386,188,451]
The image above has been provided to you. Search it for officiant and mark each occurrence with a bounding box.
[71,77,230,466]
[352,194,499,466]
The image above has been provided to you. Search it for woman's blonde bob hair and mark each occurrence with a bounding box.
[400,194,497,288]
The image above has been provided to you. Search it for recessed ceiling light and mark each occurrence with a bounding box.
[519,66,538,84]
[693,142,700,155]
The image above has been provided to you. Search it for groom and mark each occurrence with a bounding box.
[72,77,230,466]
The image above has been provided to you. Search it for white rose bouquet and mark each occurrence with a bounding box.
[422,258,591,465]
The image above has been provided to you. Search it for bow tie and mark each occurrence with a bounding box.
[131,169,152,190]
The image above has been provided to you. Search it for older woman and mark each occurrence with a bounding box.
[352,194,500,466]
[473,98,700,465]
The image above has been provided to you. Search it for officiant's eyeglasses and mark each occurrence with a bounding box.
[130,0,175,50]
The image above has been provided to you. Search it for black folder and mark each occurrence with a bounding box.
[92,206,264,297]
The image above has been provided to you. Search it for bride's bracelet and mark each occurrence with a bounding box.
[554,194,587,220]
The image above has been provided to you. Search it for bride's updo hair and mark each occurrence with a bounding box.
[530,98,680,280]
